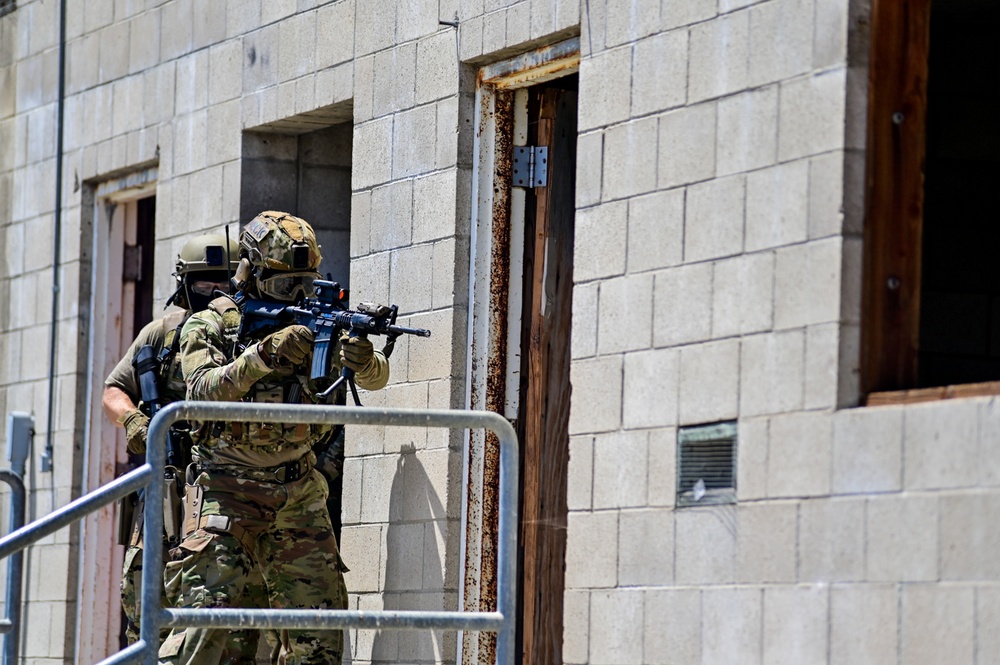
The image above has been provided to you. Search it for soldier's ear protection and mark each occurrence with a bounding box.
[234,257,254,290]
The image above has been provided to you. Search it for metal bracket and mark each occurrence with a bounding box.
[512,146,548,188]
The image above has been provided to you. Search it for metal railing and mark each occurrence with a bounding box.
[0,403,519,665]
[0,470,25,665]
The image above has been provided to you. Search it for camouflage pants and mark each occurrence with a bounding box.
[121,504,272,661]
[158,467,347,665]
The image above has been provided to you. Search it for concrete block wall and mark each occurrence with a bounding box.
[565,1,1000,664]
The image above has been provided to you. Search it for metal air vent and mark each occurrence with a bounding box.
[677,421,737,507]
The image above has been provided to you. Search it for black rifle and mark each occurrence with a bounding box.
[133,345,185,547]
[237,280,431,405]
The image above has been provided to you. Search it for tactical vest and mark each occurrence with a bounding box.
[157,309,191,403]
[201,295,335,451]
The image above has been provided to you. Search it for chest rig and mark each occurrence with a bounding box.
[205,295,334,449]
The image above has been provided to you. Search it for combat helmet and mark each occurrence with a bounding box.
[167,233,240,312]
[235,211,322,302]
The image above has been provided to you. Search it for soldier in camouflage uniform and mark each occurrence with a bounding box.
[104,233,272,661]
[159,211,389,665]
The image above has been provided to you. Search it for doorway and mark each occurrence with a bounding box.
[462,38,579,665]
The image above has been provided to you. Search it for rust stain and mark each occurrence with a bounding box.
[489,55,580,90]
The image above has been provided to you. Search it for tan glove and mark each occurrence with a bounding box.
[259,325,314,367]
[119,409,150,455]
[339,334,374,372]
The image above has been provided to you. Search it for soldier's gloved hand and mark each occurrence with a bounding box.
[259,325,314,367]
[119,409,149,455]
[339,334,374,372]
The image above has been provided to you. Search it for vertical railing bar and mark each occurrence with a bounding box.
[0,470,25,665]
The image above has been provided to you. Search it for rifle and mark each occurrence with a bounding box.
[133,345,185,548]
[236,280,431,405]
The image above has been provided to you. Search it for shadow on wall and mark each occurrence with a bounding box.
[370,443,449,665]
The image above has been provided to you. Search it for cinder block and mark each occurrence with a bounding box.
[67,33,99,95]
[576,130,604,208]
[644,588,701,664]
[350,190,372,258]
[361,454,402,523]
[799,497,865,582]
[384,522,424,591]
[711,251,774,338]
[341,525,383,592]
[688,10,749,102]
[353,53,375,122]
[766,411,832,498]
[623,348,679,429]
[207,41,242,105]
[774,237,842,329]
[349,251,391,317]
[373,44,416,116]
[979,397,1000,486]
[702,587,762,664]
[315,61,353,105]
[159,0,193,61]
[593,429,648,509]
[717,85,778,176]
[505,2,530,48]
[977,587,1000,665]
[382,383,430,451]
[563,589,590,664]
[353,116,394,190]
[369,180,413,252]
[578,46,632,131]
[567,435,594,511]
[397,0,439,43]
[763,585,828,665]
[663,0,716,28]
[736,501,797,583]
[316,1,355,68]
[653,262,714,348]
[574,201,627,282]
[175,50,209,116]
[341,457,365,524]
[804,323,839,410]
[589,589,644,664]
[603,116,658,201]
[903,400,979,490]
[98,20,130,84]
[482,9,506,56]
[579,0,605,56]
[737,417,768,500]
[748,0,813,87]
[388,244,434,313]
[940,492,1000,580]
[678,339,740,425]
[647,427,677,508]
[604,0,659,47]
[831,405,903,494]
[260,0,296,25]
[830,584,897,665]
[192,0,226,51]
[393,104,437,178]
[402,450,452,522]
[814,0,850,69]
[867,494,938,582]
[572,282,599,359]
[206,99,240,165]
[684,174,745,263]
[412,170,458,243]
[355,0,396,56]
[431,239,458,309]
[128,9,161,75]
[745,160,809,251]
[740,330,805,417]
[435,96,460,170]
[565,511,618,589]
[719,0,758,10]
[658,101,717,189]
[403,309,455,381]
[598,274,654,354]
[676,507,736,584]
[901,585,974,665]
[618,508,673,586]
[458,14,484,62]
[778,68,848,161]
[416,31,458,105]
[808,150,845,239]
[627,189,685,273]
[226,0,261,37]
[631,30,688,117]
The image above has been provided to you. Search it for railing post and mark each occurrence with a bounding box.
[0,470,26,665]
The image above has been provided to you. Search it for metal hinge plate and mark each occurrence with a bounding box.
[512,146,548,188]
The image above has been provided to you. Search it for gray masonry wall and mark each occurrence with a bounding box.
[1,0,997,664]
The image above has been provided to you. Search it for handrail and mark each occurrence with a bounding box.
[1,403,519,665]
[0,470,25,665]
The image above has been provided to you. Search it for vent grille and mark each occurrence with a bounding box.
[0,0,14,18]
[677,421,737,507]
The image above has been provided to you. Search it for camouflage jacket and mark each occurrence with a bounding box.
[105,308,190,407]
[179,295,389,467]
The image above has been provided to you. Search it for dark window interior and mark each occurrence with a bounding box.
[918,0,1000,387]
